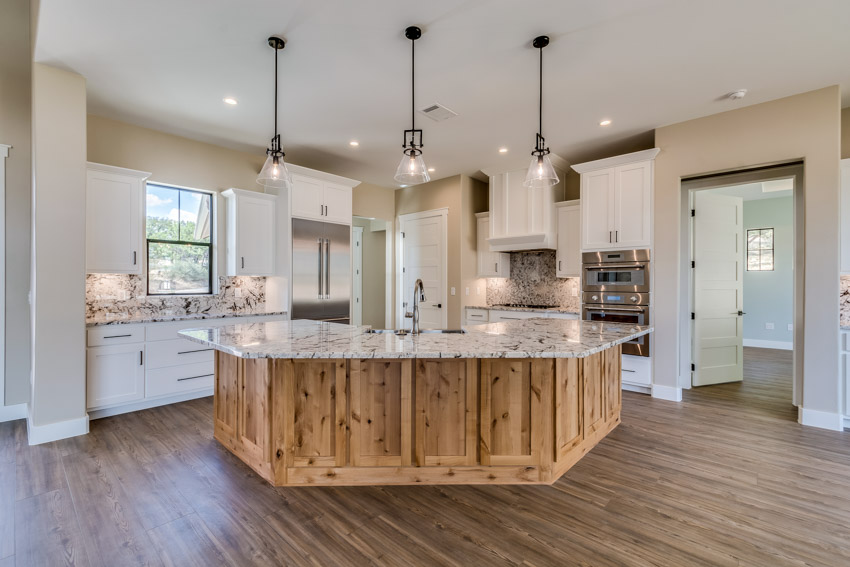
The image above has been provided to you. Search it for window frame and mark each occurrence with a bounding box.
[746,227,775,272]
[145,183,215,296]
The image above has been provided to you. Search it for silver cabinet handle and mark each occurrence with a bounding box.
[622,368,636,373]
[177,373,214,382]
[317,238,323,299]
[103,334,132,339]
[325,238,330,299]
[585,264,644,270]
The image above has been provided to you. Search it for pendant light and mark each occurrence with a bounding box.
[257,36,292,189]
[523,35,559,189]
[394,26,430,185]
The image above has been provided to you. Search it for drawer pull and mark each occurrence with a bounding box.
[177,348,214,355]
[104,334,133,339]
[177,373,214,382]
[622,369,636,373]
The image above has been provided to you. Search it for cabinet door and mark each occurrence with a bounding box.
[476,215,509,278]
[86,169,142,273]
[581,169,614,251]
[236,194,275,275]
[556,204,581,277]
[323,182,352,224]
[291,174,325,221]
[613,161,652,248]
[86,344,145,409]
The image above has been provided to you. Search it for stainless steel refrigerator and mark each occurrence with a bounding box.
[291,218,351,323]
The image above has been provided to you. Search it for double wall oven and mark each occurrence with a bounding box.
[581,249,650,357]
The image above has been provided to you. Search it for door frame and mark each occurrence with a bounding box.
[682,162,803,405]
[0,145,7,412]
[351,226,363,326]
[396,208,449,330]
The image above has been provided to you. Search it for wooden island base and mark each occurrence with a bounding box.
[212,345,622,486]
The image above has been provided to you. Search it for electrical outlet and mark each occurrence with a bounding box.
[765,322,774,330]
[571,288,578,297]
[465,287,470,296]
[450,287,456,296]
[787,323,793,331]
[477,286,481,295]
[234,288,243,298]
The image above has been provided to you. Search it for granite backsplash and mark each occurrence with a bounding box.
[486,250,580,312]
[841,276,850,327]
[86,274,266,321]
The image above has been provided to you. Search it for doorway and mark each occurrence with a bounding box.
[685,163,802,407]
[351,216,392,329]
[396,209,448,330]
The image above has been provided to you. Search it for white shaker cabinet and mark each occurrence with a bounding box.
[476,213,510,278]
[87,342,146,409]
[222,189,277,276]
[291,173,353,225]
[555,200,581,278]
[572,149,659,252]
[86,162,150,274]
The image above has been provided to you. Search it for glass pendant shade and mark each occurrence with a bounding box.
[523,154,559,188]
[394,152,430,185]
[257,154,292,189]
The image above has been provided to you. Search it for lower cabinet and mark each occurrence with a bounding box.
[842,331,850,421]
[621,354,652,387]
[86,343,146,409]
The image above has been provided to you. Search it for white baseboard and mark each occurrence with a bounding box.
[651,384,683,402]
[798,407,844,431]
[843,416,850,430]
[622,382,651,395]
[26,412,89,445]
[0,403,27,422]
[88,388,213,420]
[743,339,793,350]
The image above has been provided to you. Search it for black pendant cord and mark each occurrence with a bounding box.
[538,45,543,148]
[411,37,415,139]
[274,43,278,145]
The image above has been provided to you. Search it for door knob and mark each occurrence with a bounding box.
[732,311,747,316]
[436,303,442,308]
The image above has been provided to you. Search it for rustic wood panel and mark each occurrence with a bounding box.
[582,352,605,437]
[555,357,583,462]
[350,360,412,467]
[213,352,238,439]
[236,358,272,479]
[480,360,537,466]
[604,345,622,421]
[415,359,478,466]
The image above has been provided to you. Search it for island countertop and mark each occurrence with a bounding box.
[179,318,652,359]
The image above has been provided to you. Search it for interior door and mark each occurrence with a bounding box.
[400,212,446,329]
[352,226,363,326]
[692,192,744,386]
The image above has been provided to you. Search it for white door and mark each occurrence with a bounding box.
[613,162,652,248]
[581,169,614,250]
[692,192,744,386]
[290,174,325,221]
[556,203,581,277]
[236,194,275,275]
[352,226,363,326]
[86,169,142,273]
[399,211,446,330]
[86,344,146,409]
[323,182,352,224]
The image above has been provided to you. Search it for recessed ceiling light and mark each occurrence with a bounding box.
[399,184,409,188]
[498,147,509,153]
[727,89,748,100]
[599,119,612,127]
[427,167,435,172]
[349,140,359,147]
[223,97,238,105]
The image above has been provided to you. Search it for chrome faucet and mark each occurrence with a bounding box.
[404,279,426,334]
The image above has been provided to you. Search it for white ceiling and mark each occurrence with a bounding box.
[710,181,793,201]
[34,0,850,188]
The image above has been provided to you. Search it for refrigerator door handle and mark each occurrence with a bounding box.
[325,238,331,299]
[317,238,323,299]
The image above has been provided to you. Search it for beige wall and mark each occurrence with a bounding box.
[31,64,88,427]
[842,107,850,159]
[655,86,841,417]
[353,182,395,221]
[1,0,32,407]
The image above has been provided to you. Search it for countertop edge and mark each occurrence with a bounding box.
[86,310,289,328]
[465,305,580,315]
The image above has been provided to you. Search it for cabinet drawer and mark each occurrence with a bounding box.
[87,325,145,347]
[621,354,651,386]
[489,310,541,322]
[842,331,850,352]
[146,361,215,399]
[465,309,489,323]
[146,338,215,369]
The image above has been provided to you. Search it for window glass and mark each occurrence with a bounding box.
[746,228,774,271]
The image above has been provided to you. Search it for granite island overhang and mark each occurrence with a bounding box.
[180,318,652,487]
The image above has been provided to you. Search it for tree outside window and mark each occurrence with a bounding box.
[746,228,774,271]
[146,183,213,294]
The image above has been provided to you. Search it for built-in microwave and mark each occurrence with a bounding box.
[582,250,650,293]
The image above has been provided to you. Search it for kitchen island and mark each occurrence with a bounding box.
[179,318,651,487]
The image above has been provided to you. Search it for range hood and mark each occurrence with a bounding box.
[482,158,567,252]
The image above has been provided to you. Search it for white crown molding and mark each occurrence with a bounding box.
[86,161,152,179]
[223,187,277,201]
[571,148,661,174]
[287,163,361,188]
[481,153,569,177]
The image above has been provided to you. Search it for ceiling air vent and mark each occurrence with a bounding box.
[419,102,458,122]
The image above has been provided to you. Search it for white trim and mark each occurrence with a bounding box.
[396,208,449,330]
[287,163,360,188]
[622,382,651,395]
[571,148,660,174]
[798,407,844,431]
[86,161,151,179]
[651,384,683,402]
[743,338,793,350]
[0,403,26,422]
[843,416,850,430]
[88,389,213,420]
[0,144,10,158]
[0,145,7,409]
[26,412,89,445]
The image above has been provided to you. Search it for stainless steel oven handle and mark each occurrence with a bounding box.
[584,264,645,270]
[586,307,646,313]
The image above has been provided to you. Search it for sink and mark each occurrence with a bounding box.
[419,329,466,334]
[365,329,466,335]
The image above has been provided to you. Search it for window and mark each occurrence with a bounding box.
[146,183,213,294]
[746,228,774,271]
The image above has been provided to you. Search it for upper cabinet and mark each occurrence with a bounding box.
[572,148,659,252]
[483,164,566,252]
[476,213,510,278]
[841,159,850,274]
[86,162,151,274]
[222,189,277,276]
[555,200,581,278]
[290,167,356,225]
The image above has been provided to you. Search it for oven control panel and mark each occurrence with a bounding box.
[582,292,650,306]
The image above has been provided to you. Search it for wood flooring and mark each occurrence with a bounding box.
[3,347,850,566]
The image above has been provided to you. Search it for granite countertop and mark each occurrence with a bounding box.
[466,305,580,315]
[179,318,651,360]
[86,310,288,327]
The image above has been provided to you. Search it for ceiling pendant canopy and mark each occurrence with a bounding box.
[524,35,559,189]
[394,26,430,185]
[257,36,292,190]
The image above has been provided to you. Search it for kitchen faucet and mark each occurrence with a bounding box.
[404,279,426,334]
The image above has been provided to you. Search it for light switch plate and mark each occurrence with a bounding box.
[450,287,456,296]
[787,324,793,331]
[765,322,774,330]
[465,287,470,296]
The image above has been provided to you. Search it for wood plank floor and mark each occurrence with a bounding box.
[4,347,850,566]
